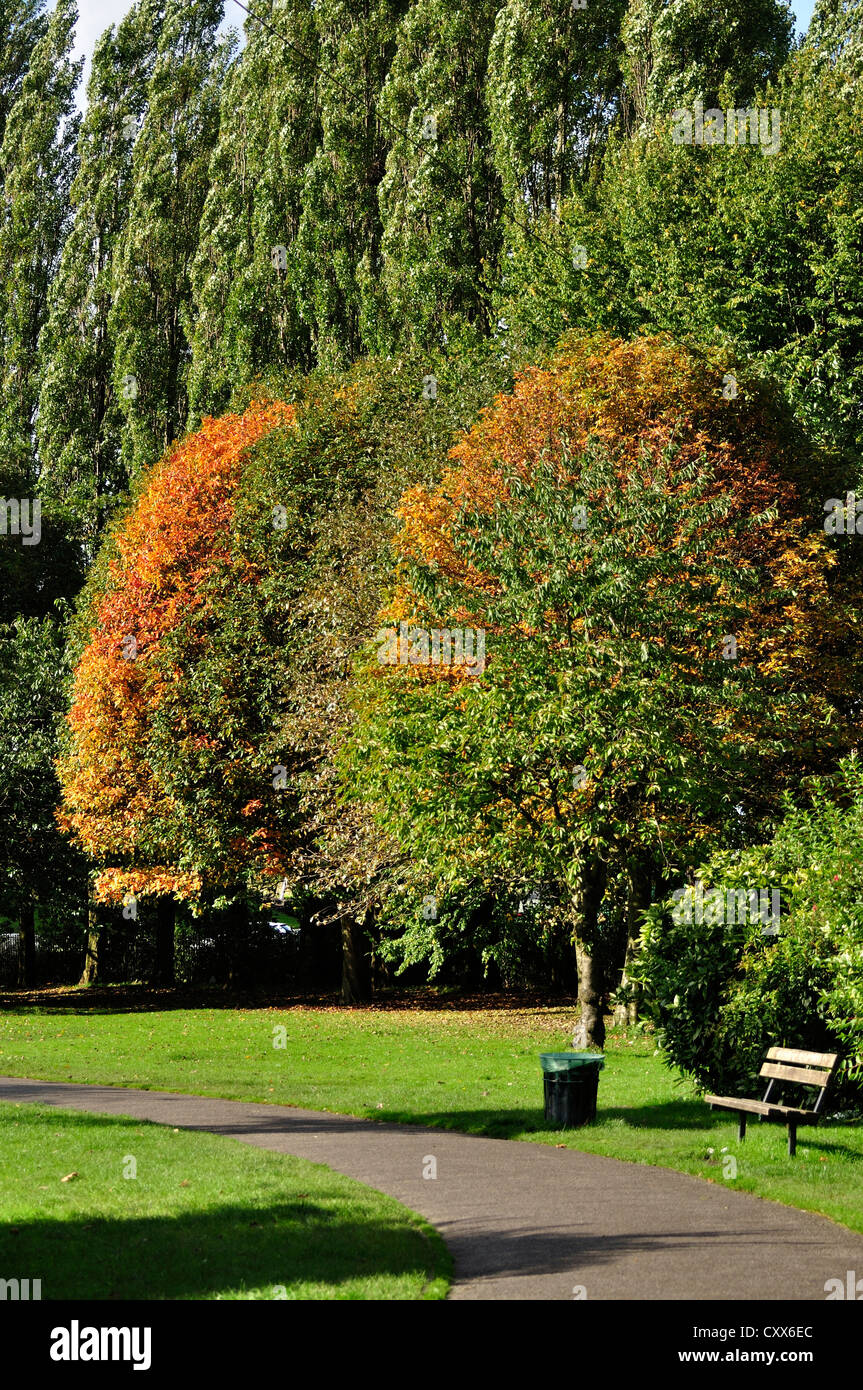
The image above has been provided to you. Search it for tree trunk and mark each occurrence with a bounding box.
[371,945,395,993]
[222,896,247,989]
[154,896,175,987]
[17,901,36,989]
[571,858,608,1050]
[573,941,606,1050]
[612,931,640,1028]
[341,907,372,1004]
[79,900,103,987]
[613,862,652,1027]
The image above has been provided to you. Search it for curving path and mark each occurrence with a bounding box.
[2,1075,861,1301]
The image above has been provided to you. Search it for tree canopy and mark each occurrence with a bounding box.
[343,334,863,1039]
[58,399,294,905]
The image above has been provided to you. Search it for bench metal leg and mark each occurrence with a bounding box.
[788,1123,797,1158]
[738,1116,747,1142]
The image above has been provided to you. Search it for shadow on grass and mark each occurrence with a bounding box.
[0,985,578,1015]
[0,1200,443,1300]
[365,1097,718,1139]
[596,1100,718,1131]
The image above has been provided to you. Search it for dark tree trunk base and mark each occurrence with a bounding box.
[79,927,101,986]
[341,911,372,1004]
[80,891,109,986]
[154,896,176,986]
[17,902,36,989]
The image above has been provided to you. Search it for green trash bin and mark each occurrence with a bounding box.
[539,1052,605,1128]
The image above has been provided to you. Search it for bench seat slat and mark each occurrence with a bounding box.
[704,1095,819,1122]
[766,1047,838,1068]
[759,1061,833,1087]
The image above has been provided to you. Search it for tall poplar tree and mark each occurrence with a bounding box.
[376,0,502,350]
[0,0,47,151]
[0,0,80,484]
[109,0,231,479]
[619,0,793,129]
[486,0,626,228]
[293,0,408,367]
[808,0,863,82]
[37,0,166,547]
[188,0,320,420]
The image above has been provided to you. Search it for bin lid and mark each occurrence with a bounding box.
[539,1052,605,1073]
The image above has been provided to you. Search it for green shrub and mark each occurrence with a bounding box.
[636,758,863,1112]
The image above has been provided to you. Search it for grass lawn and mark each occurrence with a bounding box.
[1,993,861,1235]
[0,1101,449,1299]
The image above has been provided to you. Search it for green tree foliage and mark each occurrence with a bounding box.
[0,0,47,150]
[293,0,409,368]
[188,0,321,420]
[484,0,628,355]
[7,0,863,1022]
[0,612,87,983]
[637,757,863,1106]
[487,0,626,228]
[109,0,232,479]
[375,0,502,350]
[224,353,508,996]
[228,350,507,885]
[0,0,80,483]
[496,49,863,474]
[605,50,863,472]
[620,0,793,128]
[343,336,862,1042]
[807,0,863,83]
[37,0,166,549]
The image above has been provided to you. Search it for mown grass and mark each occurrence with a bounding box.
[0,1102,449,1299]
[0,998,861,1234]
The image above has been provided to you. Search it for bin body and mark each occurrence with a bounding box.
[539,1052,604,1128]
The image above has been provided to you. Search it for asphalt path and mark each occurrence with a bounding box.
[2,1075,861,1300]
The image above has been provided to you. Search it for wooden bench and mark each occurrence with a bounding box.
[705,1047,838,1157]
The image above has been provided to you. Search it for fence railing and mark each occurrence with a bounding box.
[0,922,341,991]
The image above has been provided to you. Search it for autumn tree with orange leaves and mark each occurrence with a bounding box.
[57,349,504,995]
[345,335,863,1046]
[58,399,295,982]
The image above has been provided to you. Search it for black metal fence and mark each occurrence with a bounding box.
[0,930,83,988]
[0,920,342,991]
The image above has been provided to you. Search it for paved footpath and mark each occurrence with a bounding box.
[2,1076,861,1300]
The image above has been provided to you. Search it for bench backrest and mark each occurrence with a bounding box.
[760,1048,838,1114]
